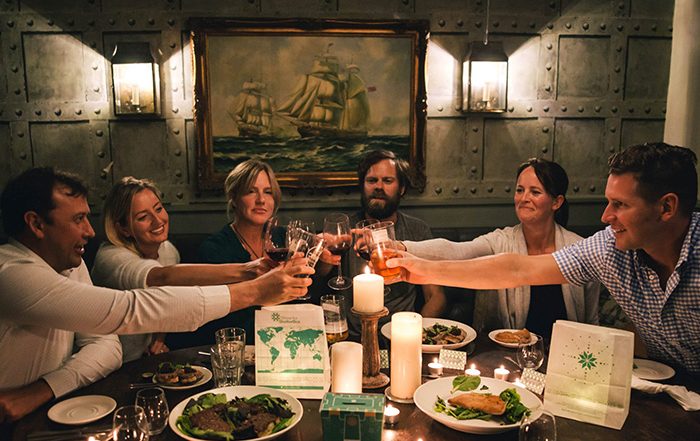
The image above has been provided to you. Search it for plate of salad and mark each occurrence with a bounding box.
[381,317,477,353]
[170,385,303,441]
[413,375,542,434]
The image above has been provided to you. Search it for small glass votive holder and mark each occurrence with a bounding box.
[428,361,444,378]
[384,405,400,426]
[494,365,510,381]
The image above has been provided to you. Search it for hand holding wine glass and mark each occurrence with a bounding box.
[354,218,379,261]
[262,216,289,264]
[323,213,353,290]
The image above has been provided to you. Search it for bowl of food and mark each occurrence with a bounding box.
[170,386,303,441]
[381,317,477,353]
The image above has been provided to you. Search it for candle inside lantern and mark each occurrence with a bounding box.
[494,365,510,381]
[384,405,400,426]
[390,312,422,399]
[353,267,384,313]
[428,358,443,378]
[331,342,363,393]
[465,363,481,377]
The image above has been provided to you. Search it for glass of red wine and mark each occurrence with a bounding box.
[262,217,289,263]
[354,218,379,261]
[323,213,353,290]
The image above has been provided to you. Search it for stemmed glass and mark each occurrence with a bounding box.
[516,334,545,371]
[262,216,289,264]
[519,409,557,441]
[112,405,150,441]
[363,221,400,285]
[354,218,379,261]
[287,222,322,301]
[135,387,169,436]
[324,213,353,290]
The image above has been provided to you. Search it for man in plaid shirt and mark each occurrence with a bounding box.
[389,142,700,374]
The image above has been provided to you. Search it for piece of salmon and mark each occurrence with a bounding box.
[448,393,507,415]
[495,328,531,344]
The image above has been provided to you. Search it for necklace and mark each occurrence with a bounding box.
[231,224,262,259]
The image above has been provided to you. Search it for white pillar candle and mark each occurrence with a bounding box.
[390,312,422,399]
[353,267,384,313]
[465,363,481,377]
[331,342,363,393]
[494,365,510,381]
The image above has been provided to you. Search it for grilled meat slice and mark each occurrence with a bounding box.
[189,404,231,432]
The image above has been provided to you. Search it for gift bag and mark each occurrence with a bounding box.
[544,320,634,429]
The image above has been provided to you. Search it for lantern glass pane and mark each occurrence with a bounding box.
[468,60,507,111]
[113,63,156,114]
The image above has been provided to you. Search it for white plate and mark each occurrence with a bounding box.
[381,317,477,353]
[633,358,676,380]
[169,385,303,441]
[488,329,538,348]
[153,366,212,390]
[245,344,255,366]
[48,395,117,425]
[413,376,542,434]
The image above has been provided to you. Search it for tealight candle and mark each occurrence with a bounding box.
[494,365,510,381]
[353,267,384,313]
[465,363,481,376]
[428,358,443,378]
[331,342,363,393]
[384,405,400,426]
[513,378,526,389]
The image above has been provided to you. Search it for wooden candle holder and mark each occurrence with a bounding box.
[351,307,390,389]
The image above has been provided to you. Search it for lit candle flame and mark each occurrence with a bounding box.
[364,265,371,275]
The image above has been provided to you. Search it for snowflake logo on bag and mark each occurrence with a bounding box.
[271,313,281,322]
[577,351,598,370]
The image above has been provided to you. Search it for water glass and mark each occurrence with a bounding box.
[517,333,545,371]
[135,387,169,436]
[112,405,149,441]
[321,294,348,344]
[212,327,246,387]
[519,409,557,441]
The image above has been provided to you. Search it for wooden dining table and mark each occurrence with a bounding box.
[5,334,699,441]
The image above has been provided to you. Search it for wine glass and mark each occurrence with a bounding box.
[287,226,322,301]
[516,333,545,371]
[324,213,353,290]
[135,387,169,436]
[519,409,557,441]
[112,405,149,441]
[263,216,289,264]
[354,218,379,261]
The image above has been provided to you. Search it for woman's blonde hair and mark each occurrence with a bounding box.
[224,160,281,221]
[103,176,162,256]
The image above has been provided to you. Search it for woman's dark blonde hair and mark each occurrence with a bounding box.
[103,176,162,256]
[224,160,281,221]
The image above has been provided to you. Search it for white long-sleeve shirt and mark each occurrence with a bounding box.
[0,239,230,395]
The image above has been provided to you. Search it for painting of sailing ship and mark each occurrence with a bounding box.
[192,19,428,189]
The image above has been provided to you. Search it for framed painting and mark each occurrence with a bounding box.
[189,18,428,190]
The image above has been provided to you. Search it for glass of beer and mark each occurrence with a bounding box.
[364,221,401,283]
[321,294,349,344]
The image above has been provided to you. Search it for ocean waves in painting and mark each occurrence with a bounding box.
[212,135,410,174]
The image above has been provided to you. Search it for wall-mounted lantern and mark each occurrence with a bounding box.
[111,42,161,116]
[461,0,508,113]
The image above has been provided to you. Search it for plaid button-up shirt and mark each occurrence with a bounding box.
[553,213,700,374]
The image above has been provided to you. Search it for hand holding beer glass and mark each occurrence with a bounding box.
[364,221,401,285]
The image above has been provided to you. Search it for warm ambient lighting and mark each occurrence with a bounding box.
[461,0,508,112]
[111,42,161,116]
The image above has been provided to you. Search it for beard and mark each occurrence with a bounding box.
[361,190,401,220]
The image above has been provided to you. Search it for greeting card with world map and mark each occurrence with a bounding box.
[255,304,331,399]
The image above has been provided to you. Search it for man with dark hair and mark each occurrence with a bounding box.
[0,167,313,422]
[322,150,445,341]
[389,142,700,374]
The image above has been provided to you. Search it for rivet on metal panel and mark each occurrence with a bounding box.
[437,105,443,112]
[100,171,107,179]
[511,21,517,28]
[543,106,549,112]
[47,19,54,26]
[88,20,95,26]
[10,43,16,50]
[611,106,618,113]
[504,186,511,193]
[577,106,584,112]
[175,170,182,177]
[651,24,657,31]
[565,22,571,29]
[11,66,17,72]
[487,186,493,193]
[171,64,177,70]
[14,88,20,95]
[75,109,82,115]
[170,42,176,49]
[475,21,482,28]
[175,149,182,156]
[616,46,622,52]
[546,23,553,30]
[610,126,617,133]
[600,23,606,30]
[20,152,27,159]
[545,85,551,92]
[176,192,184,199]
[546,43,552,50]
[7,20,14,27]
[573,185,579,192]
[508,106,514,112]
[26,19,33,26]
[17,132,24,138]
[128,19,136,26]
[668,26,673,32]
[470,187,477,194]
[168,18,176,26]
[95,108,101,114]
[549,1,556,8]
[96,130,103,137]
[98,151,105,158]
[92,64,98,70]
[15,109,22,116]
[472,126,479,132]
[542,147,548,153]
[634,24,640,31]
[173,128,180,135]
[613,87,620,93]
[492,21,500,28]
[545,63,552,70]
[457,20,464,27]
[529,22,536,29]
[589,185,596,192]
[108,18,115,25]
[594,106,601,112]
[662,107,666,114]
[628,107,634,113]
[542,127,549,133]
[560,106,567,112]
[526,106,532,112]
[617,24,623,31]
[434,187,442,194]
[68,19,75,26]
[35,109,41,115]
[100,193,106,200]
[90,42,97,48]
[93,87,100,93]
[618,2,625,9]
[472,147,479,153]
[172,86,178,92]
[452,186,459,193]
[644,107,651,114]
[54,108,62,116]
[438,19,445,27]
[172,107,179,113]
[614,66,620,73]
[470,166,477,173]
[609,146,616,153]
[582,23,589,30]
[148,18,155,25]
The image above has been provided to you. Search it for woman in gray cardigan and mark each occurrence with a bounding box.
[403,159,600,336]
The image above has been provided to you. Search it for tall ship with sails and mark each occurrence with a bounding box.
[230,80,273,137]
[276,45,370,138]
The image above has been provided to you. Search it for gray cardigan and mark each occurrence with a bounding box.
[405,224,600,331]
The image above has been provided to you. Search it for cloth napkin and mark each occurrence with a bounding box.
[631,375,700,411]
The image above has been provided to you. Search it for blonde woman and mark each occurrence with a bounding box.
[91,176,307,361]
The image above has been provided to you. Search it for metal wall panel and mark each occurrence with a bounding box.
[557,36,610,98]
[625,37,671,99]
[23,33,85,102]
[561,0,614,16]
[425,118,468,183]
[620,118,665,147]
[483,118,546,182]
[504,34,540,100]
[109,120,171,186]
[630,0,675,19]
[0,123,10,189]
[19,0,86,12]
[267,0,337,13]
[490,0,557,16]
[427,36,465,117]
[554,118,607,181]
[101,0,174,12]
[181,0,260,13]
